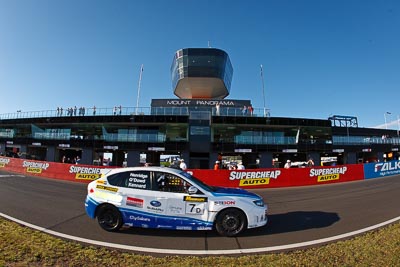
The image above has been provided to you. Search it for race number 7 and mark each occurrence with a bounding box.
[186,202,205,214]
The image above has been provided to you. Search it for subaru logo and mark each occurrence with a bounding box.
[150,200,161,207]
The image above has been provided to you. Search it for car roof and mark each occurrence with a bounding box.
[105,166,183,175]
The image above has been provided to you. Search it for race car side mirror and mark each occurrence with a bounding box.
[188,186,198,195]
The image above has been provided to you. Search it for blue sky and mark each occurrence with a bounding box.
[0,0,399,129]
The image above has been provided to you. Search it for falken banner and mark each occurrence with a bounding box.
[363,160,400,179]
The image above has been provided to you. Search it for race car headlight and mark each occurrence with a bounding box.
[253,199,264,207]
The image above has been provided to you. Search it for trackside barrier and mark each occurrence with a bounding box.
[363,160,400,179]
[188,165,364,188]
[1,157,399,188]
[3,156,391,189]
[0,157,115,183]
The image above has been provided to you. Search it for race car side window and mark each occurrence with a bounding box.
[155,172,167,191]
[107,172,127,187]
[107,171,151,190]
[154,171,192,193]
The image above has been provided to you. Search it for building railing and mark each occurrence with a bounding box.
[104,133,166,143]
[333,136,400,145]
[234,136,297,145]
[0,106,269,120]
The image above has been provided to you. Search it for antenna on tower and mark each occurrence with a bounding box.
[135,64,144,115]
[208,40,211,48]
[260,64,268,117]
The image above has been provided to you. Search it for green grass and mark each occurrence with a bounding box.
[0,217,399,267]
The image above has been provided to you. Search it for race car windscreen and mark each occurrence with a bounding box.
[180,171,216,192]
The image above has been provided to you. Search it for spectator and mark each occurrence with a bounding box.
[284,160,291,169]
[242,106,247,116]
[237,161,245,170]
[248,105,254,116]
[214,161,220,170]
[215,103,220,116]
[179,159,187,170]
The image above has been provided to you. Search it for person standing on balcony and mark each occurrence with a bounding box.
[242,106,247,116]
[248,105,254,116]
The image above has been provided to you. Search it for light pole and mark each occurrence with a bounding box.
[260,64,267,117]
[397,115,400,138]
[384,112,391,130]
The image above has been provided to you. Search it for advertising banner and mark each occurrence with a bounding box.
[364,160,400,179]
[189,164,365,189]
[0,156,114,183]
[0,157,371,189]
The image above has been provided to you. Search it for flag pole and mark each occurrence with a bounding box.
[136,64,144,115]
[260,64,267,117]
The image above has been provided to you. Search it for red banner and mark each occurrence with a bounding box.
[188,164,364,189]
[0,156,114,183]
[0,156,364,188]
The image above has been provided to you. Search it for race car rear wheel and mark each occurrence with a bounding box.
[96,204,123,232]
[215,208,247,237]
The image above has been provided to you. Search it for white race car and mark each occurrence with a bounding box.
[85,166,268,236]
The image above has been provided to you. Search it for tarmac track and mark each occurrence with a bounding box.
[0,170,399,256]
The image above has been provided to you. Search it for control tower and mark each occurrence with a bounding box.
[170,48,233,99]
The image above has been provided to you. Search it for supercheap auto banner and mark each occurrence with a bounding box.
[0,156,114,183]
[188,164,364,189]
[363,160,400,179]
[0,156,365,188]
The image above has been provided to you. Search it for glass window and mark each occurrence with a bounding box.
[107,171,151,190]
[154,171,192,193]
[190,126,210,135]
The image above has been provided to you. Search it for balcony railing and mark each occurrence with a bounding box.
[0,106,269,120]
[333,136,400,145]
[234,136,297,145]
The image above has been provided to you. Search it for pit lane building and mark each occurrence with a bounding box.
[0,48,399,168]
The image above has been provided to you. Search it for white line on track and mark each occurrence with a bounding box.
[1,212,399,255]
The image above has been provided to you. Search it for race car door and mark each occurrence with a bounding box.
[153,171,210,230]
[107,169,159,228]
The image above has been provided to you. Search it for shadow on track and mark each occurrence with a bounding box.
[244,210,340,236]
[110,211,340,238]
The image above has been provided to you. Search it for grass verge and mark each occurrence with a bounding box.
[0,217,399,267]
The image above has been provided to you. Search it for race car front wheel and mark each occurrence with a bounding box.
[96,204,123,232]
[215,208,247,237]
